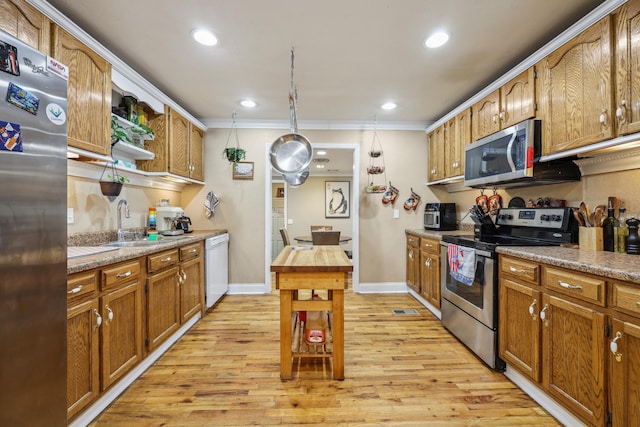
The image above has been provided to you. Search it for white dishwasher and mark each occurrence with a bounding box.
[205,233,229,309]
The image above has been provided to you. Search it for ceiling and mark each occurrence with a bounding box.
[45,0,606,130]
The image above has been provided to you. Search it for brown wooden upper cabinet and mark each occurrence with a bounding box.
[139,106,204,181]
[0,0,50,54]
[538,16,614,155]
[613,0,640,136]
[472,67,536,142]
[51,25,112,156]
[449,107,472,178]
[427,125,445,182]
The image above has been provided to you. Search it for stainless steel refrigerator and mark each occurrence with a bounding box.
[0,31,68,426]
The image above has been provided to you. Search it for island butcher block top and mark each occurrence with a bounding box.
[271,245,353,274]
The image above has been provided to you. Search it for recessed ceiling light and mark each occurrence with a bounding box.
[316,164,325,169]
[316,150,327,155]
[425,32,449,49]
[192,29,218,46]
[381,102,397,110]
[240,99,256,108]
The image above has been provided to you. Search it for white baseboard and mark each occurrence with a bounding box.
[355,281,407,293]
[407,288,442,320]
[504,366,587,427]
[228,283,270,294]
[69,314,201,427]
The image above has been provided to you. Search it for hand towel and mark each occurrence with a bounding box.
[447,243,476,286]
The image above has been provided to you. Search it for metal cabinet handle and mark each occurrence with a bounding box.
[509,266,526,274]
[116,271,132,278]
[540,304,549,321]
[177,271,183,285]
[103,305,114,326]
[68,285,83,294]
[161,257,172,262]
[599,109,609,128]
[610,331,623,362]
[499,110,506,121]
[93,309,102,332]
[409,250,414,260]
[528,299,537,319]
[492,114,498,124]
[188,248,197,253]
[616,100,627,123]
[558,280,582,290]
[181,270,187,281]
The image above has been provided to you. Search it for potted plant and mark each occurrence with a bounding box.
[223,147,246,163]
[99,162,129,199]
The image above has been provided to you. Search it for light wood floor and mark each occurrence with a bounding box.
[89,290,560,426]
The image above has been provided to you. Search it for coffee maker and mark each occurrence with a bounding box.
[156,206,185,233]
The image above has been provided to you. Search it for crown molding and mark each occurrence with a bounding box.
[204,118,430,131]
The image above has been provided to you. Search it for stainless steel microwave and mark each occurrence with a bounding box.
[464,119,580,188]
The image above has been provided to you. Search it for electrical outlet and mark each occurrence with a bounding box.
[67,208,74,224]
[393,209,400,219]
[287,218,293,225]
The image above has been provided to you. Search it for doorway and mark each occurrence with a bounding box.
[264,143,360,292]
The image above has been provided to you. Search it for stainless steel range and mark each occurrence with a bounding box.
[439,206,579,371]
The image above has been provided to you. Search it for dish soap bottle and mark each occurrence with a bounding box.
[148,207,158,240]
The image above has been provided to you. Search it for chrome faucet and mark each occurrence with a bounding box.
[117,199,130,241]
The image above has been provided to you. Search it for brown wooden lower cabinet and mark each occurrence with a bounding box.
[67,241,205,422]
[419,237,440,309]
[67,297,100,420]
[406,234,420,293]
[499,255,608,426]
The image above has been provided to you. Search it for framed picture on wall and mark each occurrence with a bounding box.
[325,181,350,218]
[232,162,254,180]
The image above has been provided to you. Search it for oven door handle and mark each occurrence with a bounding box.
[440,241,492,258]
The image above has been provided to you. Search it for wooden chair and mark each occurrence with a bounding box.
[279,228,291,246]
[312,230,341,245]
[310,225,333,232]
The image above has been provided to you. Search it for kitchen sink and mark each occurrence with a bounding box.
[104,239,162,247]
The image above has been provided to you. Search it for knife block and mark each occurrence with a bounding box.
[579,227,603,251]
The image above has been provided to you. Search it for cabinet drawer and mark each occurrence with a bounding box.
[611,282,640,317]
[148,249,179,273]
[420,238,440,255]
[501,256,540,284]
[542,266,605,306]
[179,242,201,261]
[406,234,419,248]
[102,260,141,290]
[67,270,98,301]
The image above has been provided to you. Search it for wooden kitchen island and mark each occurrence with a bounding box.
[271,245,353,380]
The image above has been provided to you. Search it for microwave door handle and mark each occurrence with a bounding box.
[506,133,517,172]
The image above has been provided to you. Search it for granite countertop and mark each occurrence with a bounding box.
[497,246,640,285]
[405,228,474,240]
[67,229,227,275]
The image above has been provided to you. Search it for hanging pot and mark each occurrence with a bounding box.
[270,48,313,178]
[282,167,309,187]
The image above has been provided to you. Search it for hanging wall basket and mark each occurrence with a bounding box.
[223,112,246,164]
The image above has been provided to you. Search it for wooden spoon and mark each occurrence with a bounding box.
[572,207,585,227]
[579,202,592,227]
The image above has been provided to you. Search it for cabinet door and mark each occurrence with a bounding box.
[610,318,640,427]
[52,26,111,156]
[190,125,204,181]
[180,256,203,323]
[0,0,49,54]
[539,16,614,155]
[147,266,180,352]
[427,126,445,182]
[453,108,471,177]
[443,118,457,178]
[168,109,190,177]
[472,89,500,141]
[500,67,536,128]
[499,278,542,382]
[100,282,143,390]
[542,294,606,427]
[406,245,419,293]
[138,106,169,172]
[614,0,640,135]
[420,252,440,309]
[67,298,100,420]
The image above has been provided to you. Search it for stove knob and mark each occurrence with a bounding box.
[540,214,550,221]
[552,214,562,222]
